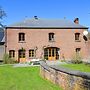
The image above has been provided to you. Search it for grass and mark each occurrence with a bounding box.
[0,65,62,90]
[61,63,90,72]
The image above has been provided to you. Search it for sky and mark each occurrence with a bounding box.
[0,0,90,29]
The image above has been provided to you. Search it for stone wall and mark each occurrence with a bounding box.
[40,61,90,90]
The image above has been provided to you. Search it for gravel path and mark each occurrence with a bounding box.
[46,60,66,66]
[13,63,39,67]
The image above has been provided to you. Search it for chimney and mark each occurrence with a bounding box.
[74,18,79,24]
[34,16,38,20]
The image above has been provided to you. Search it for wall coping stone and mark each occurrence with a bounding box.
[40,61,50,71]
[40,61,90,79]
[50,65,90,79]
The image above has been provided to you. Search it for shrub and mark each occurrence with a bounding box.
[61,60,65,62]
[61,54,65,62]
[71,53,82,64]
[3,53,14,64]
[3,53,9,64]
[83,62,90,67]
[44,56,48,60]
[9,58,15,64]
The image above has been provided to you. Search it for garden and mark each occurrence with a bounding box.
[61,53,90,72]
[0,65,62,90]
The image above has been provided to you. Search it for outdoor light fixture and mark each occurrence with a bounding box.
[83,30,88,36]
[83,30,88,41]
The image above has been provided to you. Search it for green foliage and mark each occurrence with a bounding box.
[3,53,14,64]
[83,62,90,67]
[0,66,62,90]
[61,54,65,62]
[9,58,15,64]
[71,53,82,64]
[3,53,9,64]
[88,32,90,40]
[29,61,33,65]
[44,56,48,60]
[61,60,65,62]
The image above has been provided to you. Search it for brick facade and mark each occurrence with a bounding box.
[5,27,89,62]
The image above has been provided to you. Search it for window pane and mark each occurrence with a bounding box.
[29,50,35,57]
[49,49,51,56]
[44,49,48,60]
[52,48,54,56]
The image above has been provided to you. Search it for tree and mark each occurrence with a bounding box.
[0,6,6,27]
[0,6,6,19]
[88,32,90,40]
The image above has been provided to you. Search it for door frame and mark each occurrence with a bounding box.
[44,47,60,60]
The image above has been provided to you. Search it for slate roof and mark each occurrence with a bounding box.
[0,28,5,43]
[7,18,88,29]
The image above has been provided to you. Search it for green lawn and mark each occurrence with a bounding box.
[61,63,90,72]
[0,65,62,90]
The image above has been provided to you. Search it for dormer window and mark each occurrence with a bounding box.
[49,33,55,42]
[19,33,25,42]
[75,33,80,41]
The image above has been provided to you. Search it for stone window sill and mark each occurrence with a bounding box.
[75,40,81,42]
[18,41,26,43]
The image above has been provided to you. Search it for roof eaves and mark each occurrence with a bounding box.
[1,36,5,42]
[6,26,88,29]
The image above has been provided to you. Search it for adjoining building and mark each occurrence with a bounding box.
[5,17,89,62]
[0,27,5,61]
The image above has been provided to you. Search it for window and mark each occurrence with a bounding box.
[49,33,55,41]
[75,33,80,41]
[18,49,25,58]
[19,33,25,41]
[76,48,81,54]
[44,49,48,60]
[29,50,35,57]
[9,50,15,58]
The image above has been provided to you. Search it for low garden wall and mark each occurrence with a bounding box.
[40,61,90,90]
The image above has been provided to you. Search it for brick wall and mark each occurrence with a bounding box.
[6,28,89,61]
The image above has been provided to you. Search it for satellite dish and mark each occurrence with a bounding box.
[83,31,88,36]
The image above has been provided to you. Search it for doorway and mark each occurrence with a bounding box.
[44,47,59,60]
[18,49,26,63]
